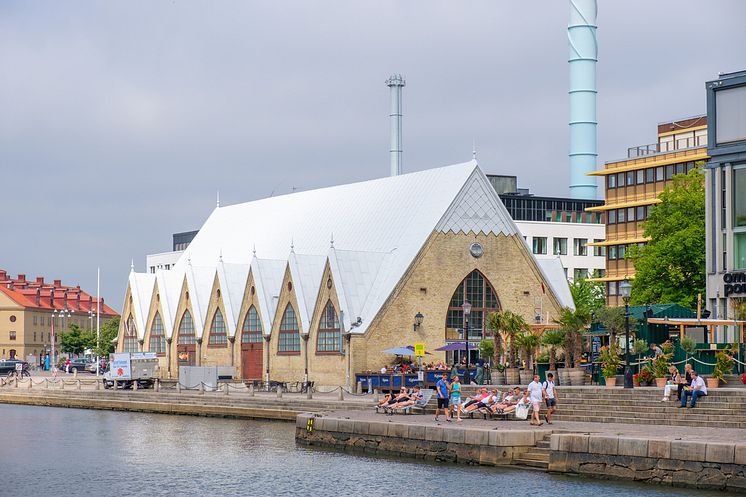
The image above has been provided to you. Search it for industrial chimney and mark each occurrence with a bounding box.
[386,74,405,176]
[568,0,598,199]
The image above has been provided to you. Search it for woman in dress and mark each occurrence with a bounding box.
[450,376,462,422]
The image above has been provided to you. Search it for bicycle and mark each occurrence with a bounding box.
[7,367,31,379]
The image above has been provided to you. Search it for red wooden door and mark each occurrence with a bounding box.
[241,343,263,379]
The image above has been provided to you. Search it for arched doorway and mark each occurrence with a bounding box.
[240,306,263,379]
[176,310,196,367]
[445,270,501,366]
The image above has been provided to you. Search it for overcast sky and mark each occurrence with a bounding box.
[1,1,744,311]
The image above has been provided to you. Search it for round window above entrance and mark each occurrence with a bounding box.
[469,243,483,258]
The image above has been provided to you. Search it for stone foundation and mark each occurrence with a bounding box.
[549,433,746,491]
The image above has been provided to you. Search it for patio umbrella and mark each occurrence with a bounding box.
[382,347,417,356]
[434,342,468,351]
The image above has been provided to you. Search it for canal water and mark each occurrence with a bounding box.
[1,404,716,496]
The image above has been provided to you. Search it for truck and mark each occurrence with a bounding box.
[103,352,159,389]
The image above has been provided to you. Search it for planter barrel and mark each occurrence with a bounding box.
[519,370,534,385]
[492,370,505,385]
[655,377,667,388]
[505,368,520,385]
[557,368,570,387]
[605,377,617,388]
[568,368,586,386]
[706,377,720,389]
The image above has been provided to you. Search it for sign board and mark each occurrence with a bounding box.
[110,353,132,380]
[15,363,23,372]
[131,352,157,360]
[414,343,425,357]
[591,336,601,363]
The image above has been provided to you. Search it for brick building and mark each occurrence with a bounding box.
[119,161,573,386]
[0,271,119,364]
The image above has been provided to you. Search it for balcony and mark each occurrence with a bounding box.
[627,143,659,158]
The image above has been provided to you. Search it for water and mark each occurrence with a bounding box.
[1,404,710,496]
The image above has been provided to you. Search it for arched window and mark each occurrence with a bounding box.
[446,270,500,339]
[177,310,196,345]
[316,301,341,353]
[123,315,139,352]
[149,312,166,353]
[241,306,263,343]
[278,304,300,354]
[208,309,227,346]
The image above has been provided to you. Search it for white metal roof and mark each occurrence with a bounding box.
[122,160,571,340]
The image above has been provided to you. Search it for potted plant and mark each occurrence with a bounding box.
[680,335,697,361]
[638,368,654,386]
[599,343,622,388]
[488,310,528,384]
[516,332,540,384]
[740,373,746,385]
[632,372,641,387]
[651,353,671,388]
[541,329,565,384]
[710,349,735,389]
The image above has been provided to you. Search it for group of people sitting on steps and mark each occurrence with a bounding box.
[660,363,708,408]
[375,385,424,414]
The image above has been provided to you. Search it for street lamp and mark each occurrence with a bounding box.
[52,307,72,370]
[462,300,472,385]
[619,278,633,389]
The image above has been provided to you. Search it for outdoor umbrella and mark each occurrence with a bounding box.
[382,347,417,356]
[434,342,468,351]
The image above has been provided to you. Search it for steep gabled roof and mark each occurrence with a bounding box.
[127,271,155,338]
[250,257,287,335]
[154,268,182,339]
[184,264,214,339]
[287,252,327,333]
[217,261,249,337]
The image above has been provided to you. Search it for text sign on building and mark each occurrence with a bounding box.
[414,343,425,357]
[724,272,746,297]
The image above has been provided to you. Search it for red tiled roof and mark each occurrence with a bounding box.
[0,270,119,317]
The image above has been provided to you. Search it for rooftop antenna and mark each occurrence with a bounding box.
[330,233,335,248]
[216,190,220,208]
[252,244,257,257]
[386,74,405,176]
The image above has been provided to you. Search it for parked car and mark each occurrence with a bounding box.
[0,360,29,376]
[67,358,93,374]
[85,359,107,373]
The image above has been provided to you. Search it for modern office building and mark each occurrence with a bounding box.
[0,270,119,363]
[118,161,573,385]
[585,117,709,306]
[145,230,199,274]
[705,70,746,337]
[489,175,606,281]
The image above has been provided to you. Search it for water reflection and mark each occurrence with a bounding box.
[0,405,722,496]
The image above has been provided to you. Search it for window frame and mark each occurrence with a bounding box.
[278,304,301,355]
[316,301,342,354]
[241,306,264,344]
[148,312,166,355]
[208,308,228,347]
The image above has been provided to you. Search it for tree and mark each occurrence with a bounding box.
[487,310,529,368]
[516,332,541,371]
[594,307,637,344]
[59,324,96,356]
[541,329,565,371]
[553,307,586,368]
[93,317,120,358]
[569,277,605,322]
[629,169,705,308]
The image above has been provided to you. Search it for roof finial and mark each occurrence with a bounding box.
[216,190,220,208]
[187,253,192,266]
[252,244,256,257]
[130,259,134,272]
[290,237,295,253]
[330,232,334,248]
[472,138,477,161]
[218,249,223,263]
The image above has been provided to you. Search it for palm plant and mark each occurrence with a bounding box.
[487,310,529,368]
[553,307,586,369]
[516,332,541,371]
[541,329,565,371]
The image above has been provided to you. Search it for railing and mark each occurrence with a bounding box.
[627,143,659,158]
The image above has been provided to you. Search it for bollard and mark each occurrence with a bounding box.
[356,381,362,394]
[73,370,78,379]
[154,379,160,392]
[95,379,100,391]
[198,383,204,395]
[224,383,229,396]
[133,380,139,391]
[46,378,50,390]
[114,380,118,390]
[14,378,18,388]
[28,378,32,389]
[177,382,182,393]
[338,387,344,401]
[249,383,255,397]
[60,379,65,390]
[276,385,283,398]
[374,388,380,402]
[76,379,81,390]
[306,387,313,399]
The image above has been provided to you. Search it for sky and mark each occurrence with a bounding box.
[1,1,745,311]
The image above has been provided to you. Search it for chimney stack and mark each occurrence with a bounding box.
[17,274,25,282]
[386,74,405,176]
[568,0,598,199]
[54,279,61,287]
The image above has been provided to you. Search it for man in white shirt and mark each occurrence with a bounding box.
[527,374,544,426]
[680,370,707,408]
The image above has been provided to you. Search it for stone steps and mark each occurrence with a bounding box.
[513,435,550,470]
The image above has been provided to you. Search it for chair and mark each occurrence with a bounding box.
[392,388,434,415]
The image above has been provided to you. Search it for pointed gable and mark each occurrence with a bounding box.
[216,261,249,337]
[184,264,215,339]
[328,248,389,330]
[128,272,155,340]
[154,268,182,339]
[250,257,286,335]
[287,253,326,333]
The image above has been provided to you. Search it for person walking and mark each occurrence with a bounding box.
[680,370,707,408]
[527,374,544,426]
[450,376,463,422]
[435,373,451,422]
[543,372,557,424]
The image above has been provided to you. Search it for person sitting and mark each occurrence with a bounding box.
[677,363,693,401]
[462,388,490,410]
[377,387,409,409]
[388,385,423,411]
[464,389,499,414]
[662,365,681,401]
[489,387,521,414]
[679,370,707,408]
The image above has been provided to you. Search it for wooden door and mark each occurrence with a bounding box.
[241,343,263,379]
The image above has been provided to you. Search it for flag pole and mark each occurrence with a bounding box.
[96,267,101,377]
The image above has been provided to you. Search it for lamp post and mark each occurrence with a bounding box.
[52,307,72,370]
[619,278,633,389]
[462,300,472,385]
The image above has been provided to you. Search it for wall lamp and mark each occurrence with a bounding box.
[413,312,424,332]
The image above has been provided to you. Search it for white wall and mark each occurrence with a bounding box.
[145,251,183,274]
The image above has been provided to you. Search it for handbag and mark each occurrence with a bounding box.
[515,403,529,420]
